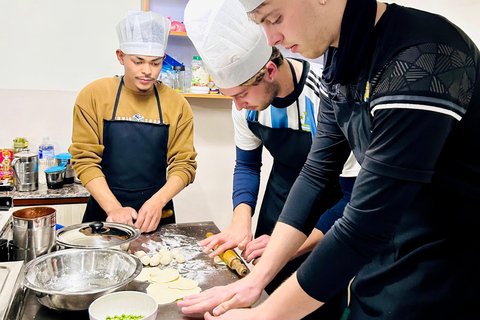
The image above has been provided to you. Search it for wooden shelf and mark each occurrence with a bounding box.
[182,93,231,100]
[169,31,187,37]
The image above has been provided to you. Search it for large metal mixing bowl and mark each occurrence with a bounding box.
[23,248,142,311]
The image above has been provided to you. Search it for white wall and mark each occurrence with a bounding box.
[0,0,478,231]
[386,0,480,46]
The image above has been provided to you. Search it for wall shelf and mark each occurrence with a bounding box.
[169,31,187,36]
[182,93,231,100]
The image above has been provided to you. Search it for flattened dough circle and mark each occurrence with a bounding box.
[167,277,198,290]
[150,268,180,283]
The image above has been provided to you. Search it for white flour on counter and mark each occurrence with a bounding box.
[139,229,226,287]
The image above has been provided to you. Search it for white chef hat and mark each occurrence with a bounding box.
[184,0,272,89]
[238,0,265,12]
[116,11,171,57]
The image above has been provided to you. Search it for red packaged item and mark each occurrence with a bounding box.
[0,149,14,184]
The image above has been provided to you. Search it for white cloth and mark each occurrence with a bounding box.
[116,11,171,57]
[184,0,272,89]
[238,0,264,12]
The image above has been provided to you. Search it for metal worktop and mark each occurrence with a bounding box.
[18,221,267,320]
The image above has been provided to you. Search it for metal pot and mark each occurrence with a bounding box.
[11,207,56,262]
[56,221,140,251]
[23,248,142,310]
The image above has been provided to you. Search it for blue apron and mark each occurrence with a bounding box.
[83,78,175,225]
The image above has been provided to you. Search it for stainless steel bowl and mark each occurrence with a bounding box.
[23,248,142,311]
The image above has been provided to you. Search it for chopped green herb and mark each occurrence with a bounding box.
[105,314,144,320]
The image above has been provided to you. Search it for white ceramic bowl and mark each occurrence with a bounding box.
[88,291,158,320]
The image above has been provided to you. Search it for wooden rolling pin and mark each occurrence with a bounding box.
[162,209,173,218]
[206,232,248,277]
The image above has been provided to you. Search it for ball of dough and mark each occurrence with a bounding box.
[171,248,180,256]
[150,255,161,267]
[175,254,185,263]
[160,255,172,266]
[162,251,174,258]
[134,250,147,258]
[140,255,150,266]
[159,248,169,254]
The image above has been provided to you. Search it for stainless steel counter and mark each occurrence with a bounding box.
[18,221,267,320]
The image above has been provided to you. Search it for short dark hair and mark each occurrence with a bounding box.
[240,46,284,86]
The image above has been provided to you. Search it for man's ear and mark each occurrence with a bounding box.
[265,61,278,80]
[116,49,125,65]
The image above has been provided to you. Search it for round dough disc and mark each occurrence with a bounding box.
[168,277,198,290]
[173,286,202,300]
[150,268,180,283]
[147,283,178,305]
[134,267,153,282]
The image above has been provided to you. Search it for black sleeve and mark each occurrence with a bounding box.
[295,43,473,302]
[278,84,351,235]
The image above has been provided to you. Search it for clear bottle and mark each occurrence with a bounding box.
[190,56,210,94]
[38,136,55,185]
[173,65,186,93]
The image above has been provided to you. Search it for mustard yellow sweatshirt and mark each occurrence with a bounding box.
[69,76,197,187]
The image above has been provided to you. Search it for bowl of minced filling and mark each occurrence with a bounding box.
[89,291,158,320]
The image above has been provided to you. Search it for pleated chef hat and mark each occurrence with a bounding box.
[184,0,272,89]
[238,0,265,12]
[116,11,171,57]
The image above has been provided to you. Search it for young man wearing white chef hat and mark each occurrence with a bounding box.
[69,11,197,233]
[181,0,480,319]
[183,0,359,318]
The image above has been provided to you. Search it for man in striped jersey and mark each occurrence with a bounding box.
[180,0,480,319]
[184,0,358,319]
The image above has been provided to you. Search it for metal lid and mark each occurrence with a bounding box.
[56,221,140,249]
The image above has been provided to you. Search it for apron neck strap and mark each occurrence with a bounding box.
[111,77,124,120]
[111,77,164,124]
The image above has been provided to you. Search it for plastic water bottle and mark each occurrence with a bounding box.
[38,136,55,185]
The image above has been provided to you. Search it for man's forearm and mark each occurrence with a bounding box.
[232,203,253,226]
[292,228,324,259]
[150,175,185,207]
[248,222,307,289]
[257,272,324,320]
[84,177,122,214]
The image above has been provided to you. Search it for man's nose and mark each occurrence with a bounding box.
[263,25,283,47]
[142,64,152,75]
[234,98,247,110]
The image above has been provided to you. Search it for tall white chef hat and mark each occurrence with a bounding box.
[238,0,265,12]
[184,0,272,89]
[116,11,171,57]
